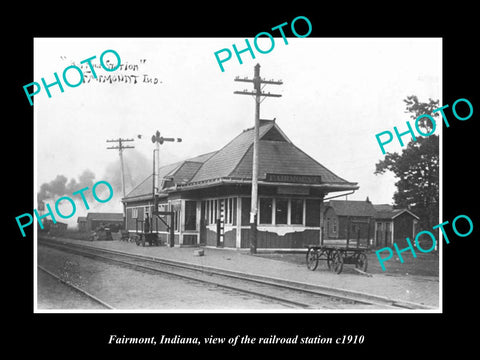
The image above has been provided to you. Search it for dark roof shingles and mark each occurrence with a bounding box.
[325,200,376,217]
[124,122,357,199]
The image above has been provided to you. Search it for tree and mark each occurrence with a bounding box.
[375,96,439,232]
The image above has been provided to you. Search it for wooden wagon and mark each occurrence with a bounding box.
[305,245,368,274]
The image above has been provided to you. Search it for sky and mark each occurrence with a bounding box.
[34,37,442,226]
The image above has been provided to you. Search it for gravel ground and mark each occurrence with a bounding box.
[37,268,106,309]
[37,244,294,311]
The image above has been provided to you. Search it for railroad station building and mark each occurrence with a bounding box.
[121,120,359,249]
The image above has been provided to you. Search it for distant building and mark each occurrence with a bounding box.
[85,212,124,232]
[373,205,420,248]
[322,200,420,248]
[322,199,376,246]
[38,219,67,234]
[77,216,87,232]
[122,120,359,249]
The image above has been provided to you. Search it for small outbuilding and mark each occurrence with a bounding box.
[322,199,376,246]
[77,216,87,232]
[85,212,124,232]
[373,204,420,248]
[322,199,421,248]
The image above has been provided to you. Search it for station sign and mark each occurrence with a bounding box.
[265,173,322,184]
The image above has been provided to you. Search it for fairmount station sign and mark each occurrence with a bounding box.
[265,173,322,184]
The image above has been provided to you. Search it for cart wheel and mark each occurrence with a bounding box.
[356,252,368,272]
[318,249,327,263]
[326,250,333,270]
[306,248,319,271]
[331,250,344,274]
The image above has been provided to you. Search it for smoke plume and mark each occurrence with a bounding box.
[37,169,96,203]
[102,149,151,197]
[36,150,152,229]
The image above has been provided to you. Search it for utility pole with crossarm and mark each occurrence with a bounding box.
[234,63,283,254]
[106,137,135,231]
[106,138,135,199]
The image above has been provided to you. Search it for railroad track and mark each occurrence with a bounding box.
[38,237,433,310]
[38,265,114,310]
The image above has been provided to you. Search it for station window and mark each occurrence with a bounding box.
[208,199,217,224]
[202,200,210,224]
[243,197,319,226]
[241,197,251,225]
[185,201,197,231]
[259,198,273,224]
[174,210,179,231]
[209,200,213,224]
[227,198,232,224]
[232,198,237,225]
[226,198,236,224]
[131,208,138,219]
[291,199,304,225]
[275,199,288,224]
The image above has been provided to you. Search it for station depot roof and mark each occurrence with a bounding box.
[122,120,358,202]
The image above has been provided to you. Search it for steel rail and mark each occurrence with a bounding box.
[37,265,115,310]
[39,241,313,309]
[38,238,432,310]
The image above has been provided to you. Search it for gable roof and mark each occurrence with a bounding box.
[373,204,420,220]
[123,151,217,201]
[186,121,356,188]
[189,122,276,183]
[325,200,376,217]
[123,121,358,201]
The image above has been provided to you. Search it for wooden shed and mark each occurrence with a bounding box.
[322,199,376,246]
[373,205,420,247]
[77,216,87,232]
[85,212,124,232]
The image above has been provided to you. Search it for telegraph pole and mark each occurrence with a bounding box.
[234,63,283,254]
[106,138,135,198]
[107,138,135,231]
